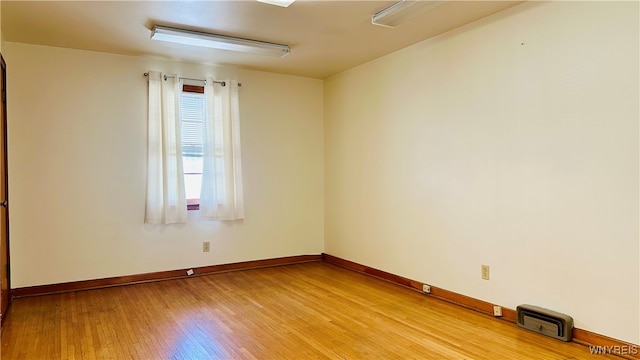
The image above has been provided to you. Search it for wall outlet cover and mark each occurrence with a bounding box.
[481,265,490,280]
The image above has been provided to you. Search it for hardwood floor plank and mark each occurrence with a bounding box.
[1,262,623,359]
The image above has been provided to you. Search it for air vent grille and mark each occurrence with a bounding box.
[516,304,573,342]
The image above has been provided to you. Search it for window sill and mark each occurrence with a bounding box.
[187,199,200,211]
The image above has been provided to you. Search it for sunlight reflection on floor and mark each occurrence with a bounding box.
[169,314,227,359]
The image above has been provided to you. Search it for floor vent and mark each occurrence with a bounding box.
[516,304,573,342]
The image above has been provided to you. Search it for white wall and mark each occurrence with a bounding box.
[5,42,324,288]
[324,1,639,344]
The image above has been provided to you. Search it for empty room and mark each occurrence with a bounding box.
[0,0,638,359]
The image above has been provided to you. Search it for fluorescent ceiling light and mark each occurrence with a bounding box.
[151,25,291,57]
[257,0,295,7]
[372,0,445,28]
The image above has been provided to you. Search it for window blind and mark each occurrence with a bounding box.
[180,92,205,157]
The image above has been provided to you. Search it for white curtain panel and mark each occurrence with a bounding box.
[200,79,245,221]
[145,71,188,224]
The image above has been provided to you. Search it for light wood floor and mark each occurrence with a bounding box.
[1,262,617,359]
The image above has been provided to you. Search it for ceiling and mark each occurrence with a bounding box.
[2,0,522,79]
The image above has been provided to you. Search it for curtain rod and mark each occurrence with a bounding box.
[143,73,242,87]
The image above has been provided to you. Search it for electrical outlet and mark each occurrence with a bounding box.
[493,305,503,317]
[203,241,210,252]
[481,265,490,280]
[422,284,431,294]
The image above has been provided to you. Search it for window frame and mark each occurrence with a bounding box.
[182,84,205,211]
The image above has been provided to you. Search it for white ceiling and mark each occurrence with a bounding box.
[2,0,522,79]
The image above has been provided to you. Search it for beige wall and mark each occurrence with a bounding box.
[324,1,639,344]
[0,1,4,54]
[5,42,324,288]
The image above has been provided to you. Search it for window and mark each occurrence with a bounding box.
[145,72,243,223]
[180,85,205,210]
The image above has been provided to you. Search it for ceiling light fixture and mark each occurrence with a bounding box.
[372,0,445,28]
[257,0,295,7]
[151,25,291,57]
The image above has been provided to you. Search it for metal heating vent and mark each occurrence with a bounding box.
[516,304,574,342]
